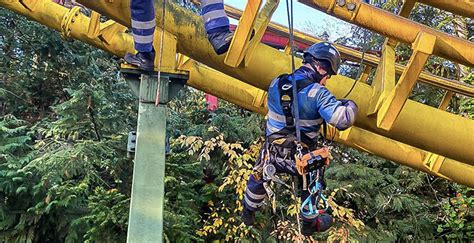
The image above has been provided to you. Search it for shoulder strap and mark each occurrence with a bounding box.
[278,74,294,127]
[277,75,315,131]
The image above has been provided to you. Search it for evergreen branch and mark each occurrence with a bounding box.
[0,88,33,105]
[87,96,101,141]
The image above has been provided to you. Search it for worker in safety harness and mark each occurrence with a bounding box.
[124,0,234,71]
[241,42,358,236]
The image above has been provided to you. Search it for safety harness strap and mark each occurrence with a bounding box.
[277,74,315,131]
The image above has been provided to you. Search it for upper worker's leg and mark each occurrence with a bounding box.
[200,0,233,55]
[124,0,156,71]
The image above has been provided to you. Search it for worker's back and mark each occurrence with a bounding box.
[266,66,351,145]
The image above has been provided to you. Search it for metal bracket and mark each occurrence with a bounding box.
[87,11,101,38]
[423,153,447,178]
[224,0,263,67]
[367,43,396,116]
[377,32,436,130]
[60,6,81,39]
[98,20,128,45]
[127,131,137,158]
[243,0,279,67]
[121,67,187,103]
[356,65,372,83]
[438,91,454,110]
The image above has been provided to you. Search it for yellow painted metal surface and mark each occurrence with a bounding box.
[399,0,416,17]
[183,63,474,188]
[2,0,474,186]
[367,44,396,116]
[224,5,474,97]
[356,65,372,83]
[224,0,262,67]
[243,0,280,67]
[298,0,474,68]
[73,0,474,164]
[0,0,134,57]
[377,32,436,130]
[417,0,474,18]
[438,91,454,110]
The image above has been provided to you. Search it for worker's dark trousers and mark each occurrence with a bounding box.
[201,0,230,34]
[130,0,155,52]
[243,147,318,223]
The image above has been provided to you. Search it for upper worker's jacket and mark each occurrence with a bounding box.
[266,66,358,145]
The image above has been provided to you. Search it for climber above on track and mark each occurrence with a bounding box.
[124,0,234,71]
[241,42,358,236]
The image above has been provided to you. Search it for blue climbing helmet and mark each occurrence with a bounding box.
[303,42,341,75]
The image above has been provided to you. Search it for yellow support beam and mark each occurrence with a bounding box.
[438,91,454,110]
[356,65,372,83]
[224,0,262,67]
[224,5,474,97]
[0,0,134,57]
[87,11,101,38]
[377,32,436,130]
[179,60,474,187]
[399,0,416,18]
[367,44,396,116]
[384,0,416,47]
[2,0,474,187]
[417,0,474,18]
[181,62,474,188]
[75,0,474,165]
[243,0,279,67]
[298,0,474,68]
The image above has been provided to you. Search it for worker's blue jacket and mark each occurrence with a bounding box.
[266,66,357,143]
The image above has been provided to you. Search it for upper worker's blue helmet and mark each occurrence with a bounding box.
[303,42,341,75]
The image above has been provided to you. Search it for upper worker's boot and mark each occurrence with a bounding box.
[241,207,256,226]
[207,30,234,55]
[124,51,155,72]
[301,213,334,236]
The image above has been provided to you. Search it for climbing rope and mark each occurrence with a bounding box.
[285,0,303,236]
[342,42,370,99]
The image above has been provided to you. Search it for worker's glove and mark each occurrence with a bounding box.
[339,98,358,108]
[332,99,358,131]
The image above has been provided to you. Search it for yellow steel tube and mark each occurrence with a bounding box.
[184,61,268,115]
[417,0,474,18]
[298,0,474,68]
[184,62,474,188]
[225,5,474,97]
[75,0,474,164]
[0,0,134,58]
[2,0,474,187]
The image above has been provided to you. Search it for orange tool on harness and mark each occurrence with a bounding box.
[295,146,330,175]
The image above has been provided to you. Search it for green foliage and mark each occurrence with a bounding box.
[437,186,474,240]
[1,1,473,242]
[460,73,474,119]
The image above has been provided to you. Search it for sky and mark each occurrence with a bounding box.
[225,0,353,41]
